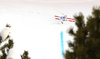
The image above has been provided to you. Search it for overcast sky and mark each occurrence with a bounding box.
[0,0,100,59]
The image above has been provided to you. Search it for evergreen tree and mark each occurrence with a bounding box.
[21,50,31,59]
[0,24,14,59]
[65,7,100,59]
[0,24,31,59]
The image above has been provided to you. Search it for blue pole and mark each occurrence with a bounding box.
[60,31,64,59]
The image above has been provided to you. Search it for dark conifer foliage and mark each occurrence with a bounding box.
[65,7,100,59]
[21,50,31,59]
[0,24,14,59]
[0,24,31,59]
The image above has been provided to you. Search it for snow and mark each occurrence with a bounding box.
[0,27,10,42]
[0,0,99,59]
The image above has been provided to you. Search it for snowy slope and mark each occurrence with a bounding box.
[0,0,99,59]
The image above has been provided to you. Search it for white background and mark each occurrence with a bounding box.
[0,0,99,59]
